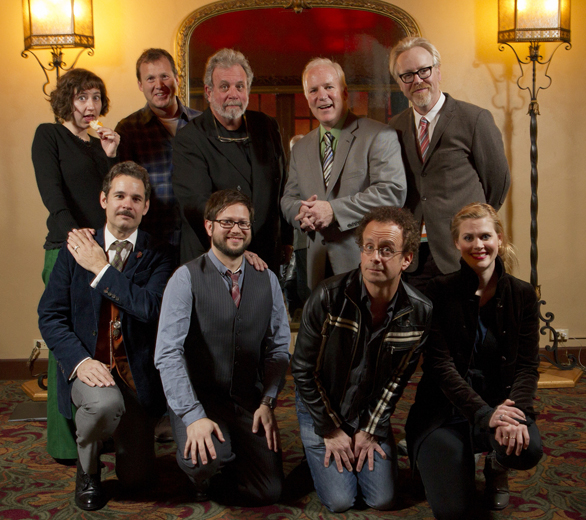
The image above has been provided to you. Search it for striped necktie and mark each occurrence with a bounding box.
[227,270,241,308]
[322,132,334,187]
[418,117,430,161]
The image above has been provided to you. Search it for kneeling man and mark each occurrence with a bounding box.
[155,189,290,504]
[291,207,432,512]
[38,162,173,510]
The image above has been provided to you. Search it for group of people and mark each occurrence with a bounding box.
[33,36,542,518]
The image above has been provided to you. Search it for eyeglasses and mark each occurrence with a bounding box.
[213,114,250,143]
[398,66,434,84]
[360,245,404,259]
[212,219,252,230]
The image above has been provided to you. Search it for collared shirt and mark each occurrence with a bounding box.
[413,92,446,142]
[154,250,291,427]
[319,111,349,159]
[90,227,138,288]
[340,283,398,430]
[115,98,201,246]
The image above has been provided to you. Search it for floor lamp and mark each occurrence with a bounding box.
[497,0,576,371]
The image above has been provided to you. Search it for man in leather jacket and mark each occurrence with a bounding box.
[291,206,432,513]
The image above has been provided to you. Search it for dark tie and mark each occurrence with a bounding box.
[322,132,334,187]
[418,117,430,161]
[227,270,241,308]
[109,240,132,271]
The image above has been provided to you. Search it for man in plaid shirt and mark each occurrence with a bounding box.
[116,48,201,258]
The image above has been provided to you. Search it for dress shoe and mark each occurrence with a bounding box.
[192,479,210,502]
[75,460,107,511]
[155,414,174,442]
[483,452,509,510]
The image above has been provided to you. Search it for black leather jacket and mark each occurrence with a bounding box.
[291,268,432,438]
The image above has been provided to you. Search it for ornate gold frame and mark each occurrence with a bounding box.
[175,0,420,104]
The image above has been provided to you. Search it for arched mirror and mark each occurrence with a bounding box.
[176,0,420,149]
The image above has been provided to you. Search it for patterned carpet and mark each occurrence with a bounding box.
[1,373,585,519]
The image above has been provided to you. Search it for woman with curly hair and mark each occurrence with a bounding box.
[32,68,120,462]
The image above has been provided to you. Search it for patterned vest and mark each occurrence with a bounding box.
[185,255,273,412]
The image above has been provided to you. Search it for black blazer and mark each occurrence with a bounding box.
[38,228,173,419]
[405,257,539,463]
[172,108,288,270]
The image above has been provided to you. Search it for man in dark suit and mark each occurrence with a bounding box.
[172,48,289,271]
[389,37,511,291]
[38,161,173,511]
[281,58,406,290]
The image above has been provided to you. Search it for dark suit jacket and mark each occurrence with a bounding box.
[38,228,173,419]
[389,93,511,273]
[281,112,406,290]
[172,108,288,270]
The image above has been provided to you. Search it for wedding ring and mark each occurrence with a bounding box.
[500,414,504,421]
[505,436,510,439]
[74,246,80,252]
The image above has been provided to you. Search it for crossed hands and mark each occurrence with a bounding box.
[489,399,530,456]
[324,428,387,473]
[295,195,334,231]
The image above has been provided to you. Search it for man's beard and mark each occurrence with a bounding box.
[411,86,432,109]
[210,98,248,121]
[212,234,251,259]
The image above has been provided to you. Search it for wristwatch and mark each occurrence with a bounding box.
[260,396,276,410]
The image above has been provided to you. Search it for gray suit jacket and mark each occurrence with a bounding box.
[389,93,510,274]
[281,112,406,290]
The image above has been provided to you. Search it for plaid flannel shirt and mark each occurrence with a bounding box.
[115,99,201,246]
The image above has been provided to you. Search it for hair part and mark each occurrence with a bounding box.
[49,68,109,122]
[204,189,254,223]
[136,48,178,81]
[355,207,420,256]
[389,36,442,82]
[203,49,254,93]
[102,161,151,201]
[451,202,518,273]
[302,58,347,97]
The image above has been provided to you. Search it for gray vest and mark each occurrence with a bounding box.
[184,254,273,412]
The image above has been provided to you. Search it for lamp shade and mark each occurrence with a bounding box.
[23,0,94,50]
[498,0,570,43]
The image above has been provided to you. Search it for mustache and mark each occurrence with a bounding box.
[224,102,243,108]
[116,210,133,217]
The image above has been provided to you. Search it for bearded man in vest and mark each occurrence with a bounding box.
[38,161,173,511]
[155,189,290,504]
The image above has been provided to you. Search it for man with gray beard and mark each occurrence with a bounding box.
[172,49,290,271]
[388,37,510,292]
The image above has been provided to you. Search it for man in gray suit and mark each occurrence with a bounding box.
[281,58,406,290]
[389,37,510,291]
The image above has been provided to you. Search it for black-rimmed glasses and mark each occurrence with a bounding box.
[360,245,404,259]
[213,114,250,143]
[398,66,434,84]
[212,219,252,230]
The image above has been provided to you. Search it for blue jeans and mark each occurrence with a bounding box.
[296,393,398,513]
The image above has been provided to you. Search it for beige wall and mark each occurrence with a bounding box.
[1,0,584,361]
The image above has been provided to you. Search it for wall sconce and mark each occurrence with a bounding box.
[22,0,94,95]
[498,0,573,370]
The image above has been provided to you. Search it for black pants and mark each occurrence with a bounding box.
[416,418,543,520]
[169,396,284,505]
